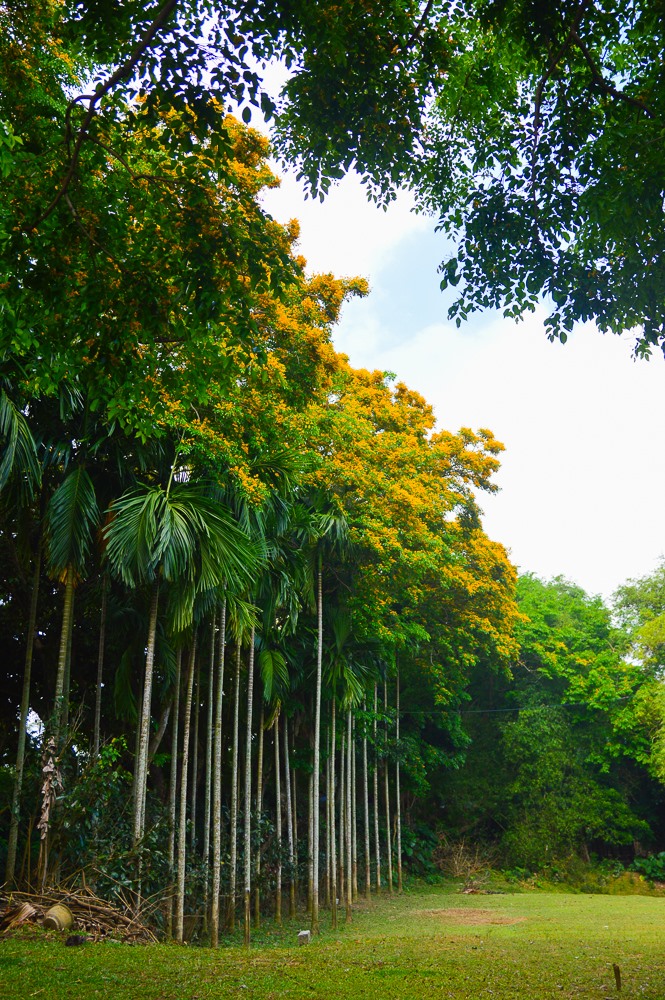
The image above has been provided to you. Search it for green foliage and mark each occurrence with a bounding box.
[45,465,99,579]
[419,0,665,355]
[630,852,665,883]
[0,389,40,501]
[614,561,665,674]
[501,704,650,868]
[436,573,663,871]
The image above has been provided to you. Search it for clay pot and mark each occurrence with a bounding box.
[43,903,74,932]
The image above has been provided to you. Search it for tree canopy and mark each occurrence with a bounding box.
[417,0,665,355]
[3,1,665,356]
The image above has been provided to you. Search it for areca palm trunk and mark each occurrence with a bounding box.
[203,614,216,932]
[351,715,358,900]
[53,564,76,744]
[383,680,393,894]
[362,698,371,898]
[283,714,296,919]
[254,704,264,928]
[92,573,108,758]
[274,714,282,925]
[311,563,323,933]
[165,648,182,939]
[133,580,160,847]
[345,708,353,923]
[210,599,226,948]
[227,636,241,931]
[373,683,381,894]
[243,625,255,947]
[6,537,42,886]
[325,724,331,909]
[396,668,402,893]
[307,769,313,916]
[291,731,299,906]
[190,659,200,850]
[330,699,337,929]
[61,593,74,733]
[338,724,345,911]
[176,638,197,942]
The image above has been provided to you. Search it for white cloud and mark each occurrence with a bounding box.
[340,310,665,599]
[262,171,430,279]
[260,144,665,601]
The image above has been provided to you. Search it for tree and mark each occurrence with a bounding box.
[419,0,665,356]
[103,477,259,847]
[614,562,665,674]
[1,0,450,219]
[439,574,658,866]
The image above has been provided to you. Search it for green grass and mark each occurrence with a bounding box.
[3,886,665,999]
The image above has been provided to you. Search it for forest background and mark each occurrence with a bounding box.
[2,0,665,946]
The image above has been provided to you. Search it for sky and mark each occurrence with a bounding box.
[261,168,665,603]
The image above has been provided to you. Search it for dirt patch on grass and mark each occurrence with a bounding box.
[413,908,526,926]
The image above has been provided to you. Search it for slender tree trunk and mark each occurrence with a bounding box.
[338,724,345,911]
[384,680,393,894]
[351,714,358,901]
[243,626,255,947]
[53,565,75,744]
[190,658,200,851]
[165,648,182,939]
[311,563,323,933]
[330,699,337,929]
[307,768,314,917]
[274,714,282,925]
[148,701,172,771]
[291,729,299,907]
[92,573,108,758]
[283,714,296,919]
[61,582,74,734]
[6,538,42,886]
[227,636,241,931]
[396,667,403,893]
[362,698,371,898]
[210,600,226,948]
[325,723,331,909]
[175,638,196,942]
[254,704,264,928]
[373,683,381,894]
[133,580,160,847]
[203,613,215,933]
[345,708,352,923]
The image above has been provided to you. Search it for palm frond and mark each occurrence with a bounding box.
[226,593,260,644]
[45,465,99,577]
[259,647,289,703]
[0,390,40,500]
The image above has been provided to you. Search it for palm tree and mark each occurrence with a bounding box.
[294,497,349,935]
[104,474,259,848]
[45,464,99,742]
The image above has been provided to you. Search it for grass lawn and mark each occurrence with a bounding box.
[2,886,665,999]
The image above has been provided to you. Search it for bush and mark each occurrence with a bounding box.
[630,852,665,883]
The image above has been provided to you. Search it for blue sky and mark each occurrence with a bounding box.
[263,168,665,602]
